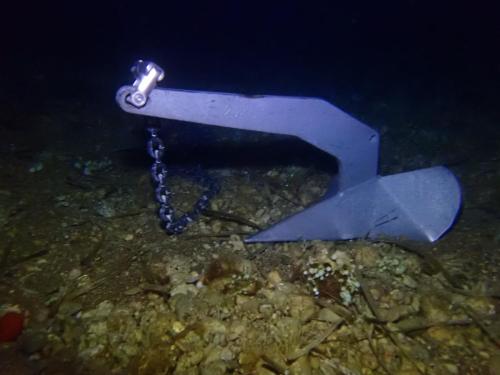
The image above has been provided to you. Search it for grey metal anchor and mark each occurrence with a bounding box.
[116,60,461,243]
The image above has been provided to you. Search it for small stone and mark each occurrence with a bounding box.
[171,293,196,320]
[489,354,500,375]
[464,296,495,316]
[172,321,185,334]
[201,360,227,375]
[369,287,382,300]
[330,250,351,267]
[82,300,113,319]
[289,355,312,375]
[258,304,274,318]
[123,287,142,296]
[57,301,82,317]
[19,330,47,354]
[185,272,201,284]
[402,275,418,289]
[170,284,199,297]
[229,235,245,251]
[235,258,254,275]
[29,161,44,173]
[316,308,342,324]
[479,351,490,359]
[289,295,318,322]
[266,271,282,287]
[426,326,465,346]
[420,294,451,322]
[443,363,459,374]
[32,307,50,323]
[68,268,82,280]
[228,321,245,341]
[124,234,134,241]
[211,220,222,234]
[354,246,380,268]
[220,347,234,361]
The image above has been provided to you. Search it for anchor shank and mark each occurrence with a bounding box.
[117,86,379,190]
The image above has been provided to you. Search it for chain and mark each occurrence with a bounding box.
[146,128,219,234]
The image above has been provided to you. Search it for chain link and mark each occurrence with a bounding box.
[147,128,219,234]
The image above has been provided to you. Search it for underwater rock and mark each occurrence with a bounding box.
[170,284,199,297]
[401,274,418,289]
[316,308,343,324]
[175,331,205,370]
[266,270,282,287]
[420,294,453,322]
[28,161,44,173]
[258,288,290,313]
[227,321,246,342]
[210,220,223,234]
[258,303,274,318]
[462,295,495,317]
[94,199,117,218]
[56,301,83,318]
[289,355,312,375]
[19,329,47,355]
[0,347,37,375]
[201,318,227,346]
[228,235,246,252]
[489,354,500,375]
[170,293,197,320]
[73,157,113,176]
[67,268,82,280]
[425,326,467,346]
[288,295,318,322]
[354,245,380,268]
[200,360,228,375]
[203,345,232,365]
[377,304,416,323]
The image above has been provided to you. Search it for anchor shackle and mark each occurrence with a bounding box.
[127,60,165,108]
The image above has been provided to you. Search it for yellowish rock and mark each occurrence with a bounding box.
[426,326,466,346]
[289,355,312,375]
[288,295,318,322]
[266,270,282,287]
[172,321,185,334]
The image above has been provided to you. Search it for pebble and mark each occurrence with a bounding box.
[354,246,380,268]
[266,270,282,287]
[402,274,418,289]
[57,301,83,317]
[32,307,50,323]
[489,354,500,375]
[211,220,222,234]
[288,295,317,322]
[68,268,82,280]
[443,363,459,374]
[172,321,185,334]
[258,304,274,318]
[124,287,142,296]
[316,308,342,324]
[170,284,199,297]
[219,347,234,361]
[19,330,47,355]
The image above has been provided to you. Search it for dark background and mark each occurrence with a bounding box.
[1,0,499,164]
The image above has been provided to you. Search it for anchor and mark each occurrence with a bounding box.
[116,60,461,243]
